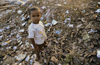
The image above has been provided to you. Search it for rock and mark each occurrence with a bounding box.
[51,56,58,63]
[79,57,84,61]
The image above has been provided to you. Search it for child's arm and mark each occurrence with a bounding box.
[30,38,39,51]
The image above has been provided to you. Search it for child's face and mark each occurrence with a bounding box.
[30,10,41,24]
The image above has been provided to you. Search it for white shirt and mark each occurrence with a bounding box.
[28,21,47,44]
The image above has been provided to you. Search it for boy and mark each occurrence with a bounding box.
[28,6,47,62]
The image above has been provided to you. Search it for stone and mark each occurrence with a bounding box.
[51,56,58,63]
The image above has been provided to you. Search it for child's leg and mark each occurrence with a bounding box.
[36,44,42,60]
[43,41,47,47]
[36,50,40,60]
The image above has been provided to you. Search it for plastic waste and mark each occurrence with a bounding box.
[52,20,58,25]
[40,17,44,21]
[18,41,22,45]
[97,49,100,58]
[29,4,33,7]
[31,44,34,49]
[65,10,69,14]
[19,29,24,33]
[58,63,61,65]
[68,24,73,28]
[19,63,22,65]
[98,2,100,5]
[88,29,97,33]
[56,31,61,34]
[16,33,20,38]
[30,60,33,65]
[6,26,10,29]
[17,10,22,14]
[21,17,25,21]
[22,22,27,26]
[77,24,82,28]
[41,6,46,9]
[33,54,37,61]
[2,40,12,46]
[13,46,17,50]
[45,23,52,27]
[64,2,67,4]
[25,55,30,61]
[56,4,62,6]
[15,53,26,61]
[0,29,3,32]
[64,18,71,23]
[37,2,40,4]
[95,9,100,13]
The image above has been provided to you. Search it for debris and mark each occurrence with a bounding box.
[17,10,22,14]
[95,9,100,13]
[15,53,26,61]
[97,49,100,58]
[52,20,58,25]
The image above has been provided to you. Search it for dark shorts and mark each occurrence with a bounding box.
[36,41,46,51]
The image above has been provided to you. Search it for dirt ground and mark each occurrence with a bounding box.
[0,0,100,65]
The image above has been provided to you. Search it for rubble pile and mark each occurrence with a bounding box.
[0,0,100,65]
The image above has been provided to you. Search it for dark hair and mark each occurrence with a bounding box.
[29,6,40,15]
[25,6,40,21]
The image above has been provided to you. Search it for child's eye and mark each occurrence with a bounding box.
[32,15,35,17]
[37,15,40,17]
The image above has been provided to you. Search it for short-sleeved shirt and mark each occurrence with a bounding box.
[28,21,47,44]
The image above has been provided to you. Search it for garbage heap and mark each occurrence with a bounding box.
[0,0,100,65]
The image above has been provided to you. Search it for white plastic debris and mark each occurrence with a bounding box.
[98,2,100,5]
[15,53,26,61]
[68,24,73,28]
[17,10,22,14]
[56,4,62,6]
[52,20,58,25]
[25,55,30,61]
[45,23,52,27]
[58,63,61,65]
[19,29,24,32]
[29,4,33,7]
[40,17,44,21]
[95,9,100,13]
[2,40,12,46]
[77,24,82,28]
[31,44,34,49]
[33,54,37,61]
[22,22,27,26]
[64,18,71,23]
[0,29,3,32]
[16,33,20,38]
[30,60,33,65]
[37,2,40,4]
[41,6,46,9]
[97,49,100,58]
[13,46,17,50]
[64,2,67,4]
[19,63,22,65]
[6,26,10,29]
[65,10,69,14]
[19,41,22,45]
[21,17,25,21]
[88,29,97,33]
